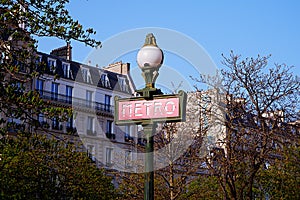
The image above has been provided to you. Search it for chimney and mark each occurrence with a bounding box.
[50,42,72,61]
[103,61,130,75]
[66,42,72,61]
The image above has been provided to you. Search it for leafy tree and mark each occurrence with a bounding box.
[0,0,115,198]
[178,175,224,200]
[255,145,300,199]
[116,172,170,200]
[0,134,117,199]
[0,0,101,137]
[116,172,145,200]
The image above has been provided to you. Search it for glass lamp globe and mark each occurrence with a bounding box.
[137,45,163,69]
[136,33,163,69]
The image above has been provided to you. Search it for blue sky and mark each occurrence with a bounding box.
[37,0,300,91]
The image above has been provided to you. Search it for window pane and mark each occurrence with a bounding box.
[36,79,43,95]
[51,82,58,100]
[62,63,70,78]
[101,73,110,87]
[106,120,112,133]
[87,145,96,162]
[82,68,87,82]
[67,116,73,128]
[125,125,130,135]
[82,68,92,83]
[66,86,72,104]
[118,77,127,92]
[87,116,93,131]
[52,117,61,130]
[104,95,111,111]
[106,148,113,166]
[86,90,93,107]
[48,59,56,73]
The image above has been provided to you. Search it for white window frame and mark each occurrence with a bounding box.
[105,147,113,166]
[51,82,59,100]
[81,67,92,84]
[86,90,93,107]
[87,145,96,162]
[104,94,111,111]
[47,58,56,73]
[62,62,71,78]
[36,79,44,95]
[66,85,73,104]
[87,116,94,132]
[100,73,110,88]
[118,76,127,92]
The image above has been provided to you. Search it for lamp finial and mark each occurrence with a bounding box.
[143,33,157,47]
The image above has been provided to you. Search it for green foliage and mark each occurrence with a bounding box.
[178,175,224,200]
[1,0,101,47]
[116,172,171,200]
[0,0,110,199]
[255,146,300,199]
[0,0,101,138]
[0,134,117,199]
[116,173,144,200]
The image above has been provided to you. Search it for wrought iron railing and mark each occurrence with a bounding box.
[39,90,114,114]
[106,132,116,140]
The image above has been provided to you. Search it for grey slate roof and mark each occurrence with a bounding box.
[38,52,133,94]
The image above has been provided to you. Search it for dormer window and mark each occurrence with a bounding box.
[62,62,72,78]
[118,76,128,92]
[34,55,43,73]
[81,68,92,84]
[36,55,42,64]
[47,58,56,73]
[100,73,110,88]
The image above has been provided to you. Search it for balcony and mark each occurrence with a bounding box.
[52,124,63,131]
[40,121,50,129]
[66,126,77,135]
[106,132,116,140]
[7,123,25,133]
[39,90,114,114]
[124,134,134,143]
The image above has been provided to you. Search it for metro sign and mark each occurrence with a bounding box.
[115,91,187,125]
[119,97,179,120]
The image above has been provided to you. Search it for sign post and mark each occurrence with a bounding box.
[114,33,186,200]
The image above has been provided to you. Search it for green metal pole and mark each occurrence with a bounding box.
[143,124,154,200]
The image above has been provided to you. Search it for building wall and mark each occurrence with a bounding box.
[32,51,139,171]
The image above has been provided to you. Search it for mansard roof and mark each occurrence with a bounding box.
[37,52,133,94]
